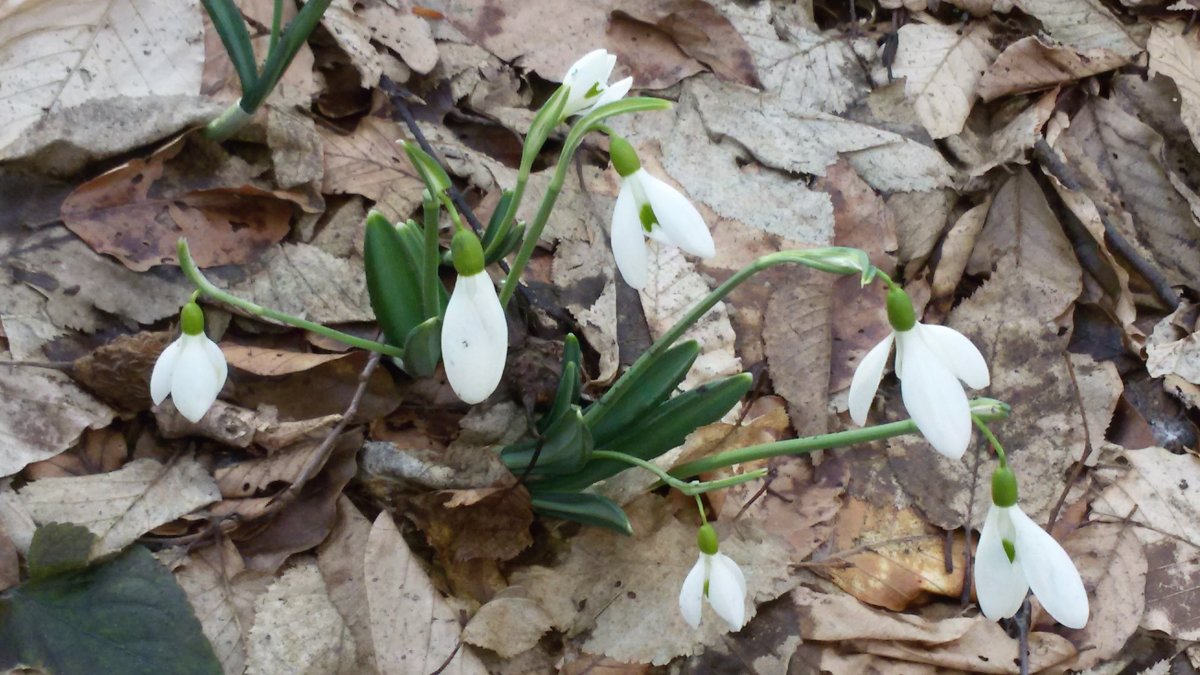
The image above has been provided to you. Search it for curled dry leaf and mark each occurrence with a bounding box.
[1147,301,1200,385]
[1149,23,1200,153]
[891,22,998,140]
[0,366,115,477]
[1011,0,1142,58]
[611,0,761,88]
[18,453,221,558]
[978,36,1130,102]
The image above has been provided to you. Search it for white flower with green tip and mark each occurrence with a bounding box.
[441,230,508,404]
[679,523,747,631]
[561,49,633,118]
[151,301,227,423]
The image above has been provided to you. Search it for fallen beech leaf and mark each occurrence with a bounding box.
[891,22,997,140]
[0,0,204,151]
[979,37,1129,102]
[18,454,221,558]
[364,512,489,674]
[1057,523,1147,670]
[463,591,555,658]
[246,558,356,675]
[1149,23,1200,154]
[1147,301,1200,385]
[1011,0,1141,57]
[611,0,761,88]
[315,497,379,673]
[0,366,115,477]
[320,117,424,222]
[23,428,128,480]
[222,345,351,377]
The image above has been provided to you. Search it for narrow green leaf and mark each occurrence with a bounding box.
[243,0,333,111]
[501,407,592,479]
[533,373,752,492]
[0,545,221,675]
[530,492,632,535]
[200,0,257,94]
[584,340,700,446]
[402,142,453,195]
[481,191,514,251]
[402,316,442,378]
[537,334,582,434]
[364,211,425,347]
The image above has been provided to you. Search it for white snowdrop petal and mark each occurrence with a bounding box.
[150,338,183,405]
[610,181,650,289]
[563,49,612,115]
[201,336,228,390]
[679,556,707,629]
[917,323,990,389]
[897,331,973,459]
[848,333,894,426]
[637,171,714,259]
[590,76,633,110]
[1010,506,1089,629]
[170,336,221,423]
[974,506,1028,621]
[442,273,508,405]
[706,554,747,631]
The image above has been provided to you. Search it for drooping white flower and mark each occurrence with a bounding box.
[442,230,508,404]
[607,135,715,290]
[848,286,989,459]
[151,301,227,423]
[561,49,633,117]
[974,467,1089,629]
[679,523,747,631]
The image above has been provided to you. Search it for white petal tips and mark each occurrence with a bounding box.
[973,505,1028,621]
[1010,506,1089,629]
[895,330,973,459]
[848,333,894,426]
[441,271,508,404]
[561,49,626,117]
[611,180,649,290]
[916,323,990,389]
[679,556,707,629]
[151,332,227,423]
[707,553,748,631]
[637,171,714,259]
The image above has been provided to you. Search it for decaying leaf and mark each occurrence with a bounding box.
[320,116,425,222]
[1058,523,1147,670]
[891,22,998,140]
[364,512,489,674]
[1011,0,1142,58]
[1149,23,1200,156]
[246,558,356,675]
[315,498,379,673]
[18,454,221,558]
[0,366,115,477]
[978,37,1130,102]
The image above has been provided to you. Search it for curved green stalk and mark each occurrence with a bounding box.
[668,399,1012,479]
[590,450,767,495]
[176,239,405,358]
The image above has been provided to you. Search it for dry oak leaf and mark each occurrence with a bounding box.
[0,365,115,477]
[364,512,488,674]
[18,453,221,559]
[1094,446,1200,641]
[1011,0,1142,58]
[978,36,1130,102]
[0,0,204,151]
[891,21,998,140]
[246,558,357,675]
[60,135,294,272]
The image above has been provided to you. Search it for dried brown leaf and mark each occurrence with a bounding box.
[315,497,379,673]
[320,116,424,222]
[892,22,998,139]
[1057,523,1147,670]
[1011,0,1142,57]
[246,558,356,675]
[0,365,115,477]
[978,37,1130,102]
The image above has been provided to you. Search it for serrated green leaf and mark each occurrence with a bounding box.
[530,492,632,535]
[0,545,221,675]
[27,523,95,581]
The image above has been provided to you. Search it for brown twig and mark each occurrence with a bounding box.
[1033,139,1180,310]
[1046,352,1092,528]
[1016,595,1032,675]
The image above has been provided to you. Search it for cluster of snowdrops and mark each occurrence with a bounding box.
[150,49,1088,635]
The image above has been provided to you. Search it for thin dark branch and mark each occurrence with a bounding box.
[1033,139,1180,310]
[1017,595,1032,675]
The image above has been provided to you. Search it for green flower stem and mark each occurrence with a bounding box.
[498,174,561,306]
[585,249,874,426]
[176,239,405,358]
[669,400,1011,479]
[205,101,255,141]
[421,192,440,318]
[268,0,283,54]
[972,415,1008,466]
[590,450,767,496]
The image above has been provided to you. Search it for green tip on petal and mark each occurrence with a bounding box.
[450,229,485,276]
[885,286,916,332]
[180,302,205,336]
[991,466,1019,508]
[1002,538,1016,563]
[697,523,719,555]
[609,135,641,177]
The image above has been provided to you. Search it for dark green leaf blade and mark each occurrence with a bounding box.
[530,492,632,535]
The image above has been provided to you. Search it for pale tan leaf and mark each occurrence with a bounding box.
[323,0,385,87]
[358,0,438,74]
[979,37,1130,102]
[888,189,958,277]
[227,243,374,325]
[0,482,36,554]
[463,593,554,658]
[1147,302,1200,384]
[930,198,991,308]
[315,498,378,674]
[320,117,424,222]
[792,586,976,644]
[221,346,351,377]
[1149,23,1200,152]
[891,22,998,139]
[18,453,221,557]
[0,366,115,476]
[690,77,955,192]
[0,0,205,151]
[949,88,1058,177]
[941,0,1014,15]
[1058,523,1147,670]
[247,559,356,675]
[852,619,1076,672]
[364,512,488,675]
[1011,0,1142,57]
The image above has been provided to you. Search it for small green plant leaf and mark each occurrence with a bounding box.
[0,540,220,675]
[364,211,426,348]
[536,334,582,434]
[584,340,700,446]
[530,492,632,535]
[402,142,453,196]
[403,315,443,378]
[501,407,592,479]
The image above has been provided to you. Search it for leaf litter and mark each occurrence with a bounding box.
[1,0,1200,672]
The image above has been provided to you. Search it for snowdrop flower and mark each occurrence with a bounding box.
[679,523,747,631]
[441,230,507,404]
[974,466,1089,629]
[608,135,715,290]
[561,49,633,118]
[848,286,989,459]
[151,301,228,423]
